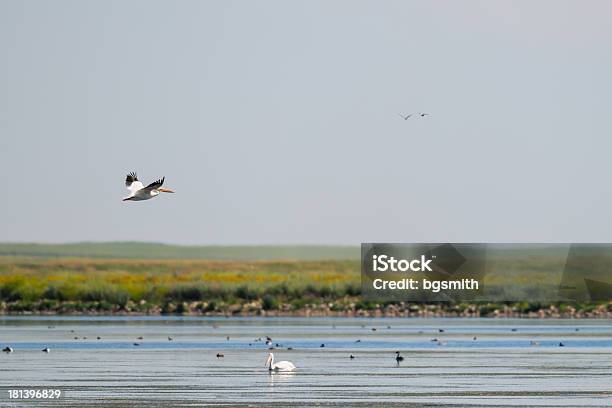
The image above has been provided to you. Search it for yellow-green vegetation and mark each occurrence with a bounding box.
[0,257,360,314]
[0,256,609,316]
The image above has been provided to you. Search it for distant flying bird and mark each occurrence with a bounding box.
[123,172,174,202]
[397,113,412,120]
[420,113,429,117]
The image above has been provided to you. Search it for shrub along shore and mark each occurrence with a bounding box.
[0,257,610,317]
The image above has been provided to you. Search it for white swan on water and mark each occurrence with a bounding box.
[265,352,295,372]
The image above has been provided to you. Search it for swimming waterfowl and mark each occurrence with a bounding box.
[395,351,404,365]
[265,352,295,372]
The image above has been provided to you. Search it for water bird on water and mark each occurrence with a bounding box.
[320,344,325,348]
[349,354,355,359]
[42,348,50,353]
[395,351,404,365]
[123,172,174,202]
[137,336,144,340]
[216,353,224,358]
[3,346,13,353]
[530,341,540,346]
[265,353,295,372]
[559,342,565,347]
[133,343,140,346]
[438,329,445,333]
[168,337,173,341]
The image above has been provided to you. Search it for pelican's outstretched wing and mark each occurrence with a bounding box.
[145,177,165,190]
[125,172,144,193]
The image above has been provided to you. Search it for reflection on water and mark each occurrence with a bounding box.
[0,317,610,407]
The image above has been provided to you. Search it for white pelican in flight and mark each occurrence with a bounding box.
[123,172,174,201]
[265,352,295,372]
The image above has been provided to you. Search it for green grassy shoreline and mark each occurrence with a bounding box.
[0,256,610,318]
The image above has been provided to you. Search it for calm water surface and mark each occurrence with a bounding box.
[0,317,610,407]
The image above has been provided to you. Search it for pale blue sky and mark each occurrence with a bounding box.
[1,0,611,244]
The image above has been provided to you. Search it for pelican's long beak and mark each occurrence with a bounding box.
[158,188,174,193]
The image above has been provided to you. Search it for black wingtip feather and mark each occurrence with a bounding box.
[125,171,138,186]
[145,177,165,189]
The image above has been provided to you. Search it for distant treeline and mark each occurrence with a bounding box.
[0,242,359,260]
